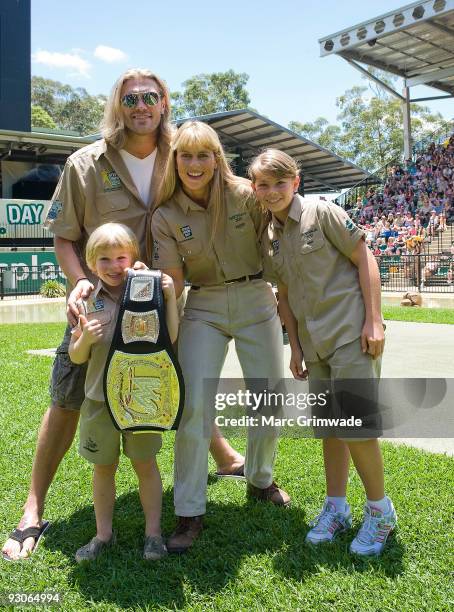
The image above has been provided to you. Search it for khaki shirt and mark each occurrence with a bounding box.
[151,187,264,285]
[44,138,168,287]
[262,194,365,361]
[72,281,120,401]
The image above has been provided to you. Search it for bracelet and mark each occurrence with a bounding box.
[75,276,89,285]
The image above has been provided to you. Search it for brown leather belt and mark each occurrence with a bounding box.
[191,271,262,291]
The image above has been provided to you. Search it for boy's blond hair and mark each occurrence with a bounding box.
[248,149,300,182]
[86,223,140,271]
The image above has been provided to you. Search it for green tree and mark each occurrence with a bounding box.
[31,76,106,135]
[289,72,447,172]
[31,105,56,129]
[171,70,250,119]
[289,117,344,156]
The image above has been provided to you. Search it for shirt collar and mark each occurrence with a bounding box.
[175,188,209,214]
[271,194,303,229]
[92,279,123,301]
[93,138,108,161]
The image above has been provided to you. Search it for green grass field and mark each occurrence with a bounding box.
[382,306,454,324]
[1,324,453,611]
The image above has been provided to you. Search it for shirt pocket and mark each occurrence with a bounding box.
[177,238,204,259]
[96,192,129,216]
[228,212,256,236]
[300,233,325,255]
[86,310,112,327]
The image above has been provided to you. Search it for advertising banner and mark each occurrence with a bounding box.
[0,199,53,241]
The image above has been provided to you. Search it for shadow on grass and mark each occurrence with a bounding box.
[273,523,404,583]
[42,486,404,609]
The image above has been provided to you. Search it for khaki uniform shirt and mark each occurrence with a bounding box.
[44,138,168,288]
[262,194,365,361]
[151,187,264,285]
[72,281,120,401]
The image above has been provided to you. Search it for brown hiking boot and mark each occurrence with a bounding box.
[247,481,291,507]
[166,516,204,554]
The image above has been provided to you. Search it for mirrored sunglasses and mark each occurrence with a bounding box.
[121,91,160,108]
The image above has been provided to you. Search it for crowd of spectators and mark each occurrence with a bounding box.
[343,133,454,258]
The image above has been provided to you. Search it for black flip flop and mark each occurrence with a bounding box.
[2,520,50,561]
[214,465,245,480]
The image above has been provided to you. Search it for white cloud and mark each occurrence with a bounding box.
[94,45,128,63]
[32,49,91,77]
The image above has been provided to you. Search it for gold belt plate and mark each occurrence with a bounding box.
[106,350,180,430]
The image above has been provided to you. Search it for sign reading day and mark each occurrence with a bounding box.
[0,199,53,238]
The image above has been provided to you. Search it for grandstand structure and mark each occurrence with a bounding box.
[319,0,454,159]
[320,1,454,293]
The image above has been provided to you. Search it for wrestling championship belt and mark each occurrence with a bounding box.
[103,270,184,432]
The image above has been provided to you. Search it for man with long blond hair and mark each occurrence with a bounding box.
[2,69,243,561]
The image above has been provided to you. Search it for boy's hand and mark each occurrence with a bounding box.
[79,314,103,345]
[290,346,308,380]
[361,319,385,359]
[161,273,176,300]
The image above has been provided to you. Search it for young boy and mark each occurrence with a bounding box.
[69,222,178,562]
[249,150,396,556]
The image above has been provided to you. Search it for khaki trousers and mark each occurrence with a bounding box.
[174,280,284,516]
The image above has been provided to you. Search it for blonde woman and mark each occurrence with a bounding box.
[151,121,289,554]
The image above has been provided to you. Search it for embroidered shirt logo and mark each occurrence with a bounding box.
[179,225,193,239]
[272,239,280,255]
[46,200,63,221]
[152,239,160,260]
[302,228,317,245]
[101,170,122,191]
[345,218,356,234]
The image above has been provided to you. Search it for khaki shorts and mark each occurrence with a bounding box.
[49,326,87,410]
[79,398,162,464]
[307,338,382,440]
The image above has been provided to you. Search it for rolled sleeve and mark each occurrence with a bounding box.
[44,159,85,241]
[151,209,183,269]
[320,203,365,258]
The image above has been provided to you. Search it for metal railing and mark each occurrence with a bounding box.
[375,254,453,293]
[0,265,66,299]
[1,261,452,301]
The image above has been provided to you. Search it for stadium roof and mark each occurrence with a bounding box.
[319,0,454,98]
[1,112,372,194]
[177,109,371,193]
[0,128,95,165]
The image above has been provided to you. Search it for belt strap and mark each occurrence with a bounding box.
[103,270,184,433]
[192,271,263,291]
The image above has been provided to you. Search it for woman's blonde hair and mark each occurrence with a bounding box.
[86,223,140,271]
[100,68,173,150]
[155,121,252,241]
[248,148,300,182]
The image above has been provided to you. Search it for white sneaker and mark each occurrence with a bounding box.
[350,500,397,556]
[305,501,352,544]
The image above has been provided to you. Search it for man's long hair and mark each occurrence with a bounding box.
[100,68,173,151]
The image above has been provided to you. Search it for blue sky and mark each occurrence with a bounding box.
[32,0,453,128]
